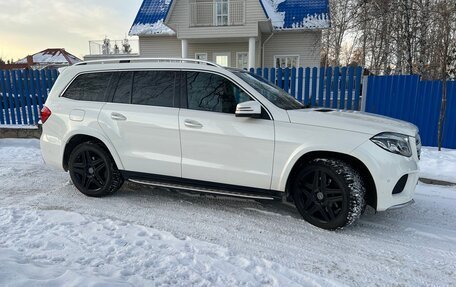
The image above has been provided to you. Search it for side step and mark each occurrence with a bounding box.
[128,179,277,201]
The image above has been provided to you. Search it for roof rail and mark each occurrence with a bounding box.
[74,57,222,68]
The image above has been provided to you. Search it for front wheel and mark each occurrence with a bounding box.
[68,142,123,197]
[291,159,366,230]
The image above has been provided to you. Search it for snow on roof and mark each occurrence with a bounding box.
[16,49,81,65]
[129,0,330,36]
[130,20,175,36]
[129,0,175,36]
[259,0,331,30]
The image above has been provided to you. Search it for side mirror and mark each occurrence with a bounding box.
[235,100,262,118]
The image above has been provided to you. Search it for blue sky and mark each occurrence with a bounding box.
[0,0,142,61]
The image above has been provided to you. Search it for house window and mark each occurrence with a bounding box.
[195,53,208,61]
[213,52,231,67]
[274,55,300,69]
[236,52,248,69]
[215,0,229,26]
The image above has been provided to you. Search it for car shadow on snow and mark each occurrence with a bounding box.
[61,179,416,233]
[117,181,304,219]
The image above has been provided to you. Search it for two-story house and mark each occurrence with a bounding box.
[129,0,330,69]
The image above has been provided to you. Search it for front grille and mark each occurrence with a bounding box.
[416,133,422,160]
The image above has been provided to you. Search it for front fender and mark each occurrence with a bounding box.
[271,122,370,191]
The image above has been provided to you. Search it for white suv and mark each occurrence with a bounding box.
[40,58,420,230]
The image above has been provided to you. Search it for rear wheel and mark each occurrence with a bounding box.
[68,142,123,197]
[291,159,365,230]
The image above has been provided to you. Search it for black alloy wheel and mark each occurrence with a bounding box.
[292,159,365,230]
[68,142,123,197]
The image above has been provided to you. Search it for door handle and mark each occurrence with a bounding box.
[184,119,203,128]
[111,112,127,121]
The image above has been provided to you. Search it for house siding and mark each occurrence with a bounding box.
[188,41,261,67]
[138,37,261,67]
[138,36,181,57]
[138,32,322,68]
[167,0,267,39]
[262,32,322,68]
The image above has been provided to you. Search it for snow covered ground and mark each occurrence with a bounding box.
[420,147,456,183]
[0,139,455,286]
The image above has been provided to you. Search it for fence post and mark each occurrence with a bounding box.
[303,67,309,105]
[5,70,17,124]
[318,67,325,107]
[277,68,283,88]
[361,76,368,112]
[10,70,22,125]
[325,67,332,108]
[263,68,269,81]
[0,71,11,124]
[333,67,340,109]
[290,67,297,98]
[0,71,4,125]
[311,68,318,107]
[270,68,276,84]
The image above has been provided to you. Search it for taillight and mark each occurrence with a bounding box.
[40,106,52,124]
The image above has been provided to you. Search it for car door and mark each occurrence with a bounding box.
[178,71,275,189]
[98,70,181,177]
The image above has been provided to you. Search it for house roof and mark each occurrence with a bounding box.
[260,0,330,30]
[16,48,81,65]
[129,0,330,36]
[129,0,175,36]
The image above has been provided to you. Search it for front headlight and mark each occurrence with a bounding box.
[370,132,412,157]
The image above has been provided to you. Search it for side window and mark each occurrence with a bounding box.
[185,72,252,114]
[132,71,175,107]
[112,72,133,104]
[63,72,113,102]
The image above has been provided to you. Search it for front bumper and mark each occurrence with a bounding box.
[351,139,420,211]
[386,199,415,210]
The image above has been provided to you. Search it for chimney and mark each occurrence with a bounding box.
[26,55,34,67]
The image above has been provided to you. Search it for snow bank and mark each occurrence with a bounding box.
[1,139,456,286]
[0,207,342,287]
[420,147,456,183]
[129,20,176,36]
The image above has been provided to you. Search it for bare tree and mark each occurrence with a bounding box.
[434,0,456,150]
[322,0,361,66]
[324,0,455,78]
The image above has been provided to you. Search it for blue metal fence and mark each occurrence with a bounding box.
[249,66,364,110]
[365,75,456,149]
[0,69,59,126]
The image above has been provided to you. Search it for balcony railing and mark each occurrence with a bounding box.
[88,39,139,56]
[190,0,245,27]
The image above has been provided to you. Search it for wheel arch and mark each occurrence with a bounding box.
[284,151,377,210]
[62,133,124,172]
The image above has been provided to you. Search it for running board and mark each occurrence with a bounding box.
[128,179,276,200]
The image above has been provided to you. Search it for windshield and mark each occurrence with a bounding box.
[232,70,304,110]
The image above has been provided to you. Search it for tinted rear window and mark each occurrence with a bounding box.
[63,72,113,102]
[112,72,133,104]
[132,71,175,107]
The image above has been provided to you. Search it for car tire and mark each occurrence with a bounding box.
[68,142,123,197]
[291,158,366,230]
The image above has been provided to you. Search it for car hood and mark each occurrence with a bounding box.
[287,108,418,137]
